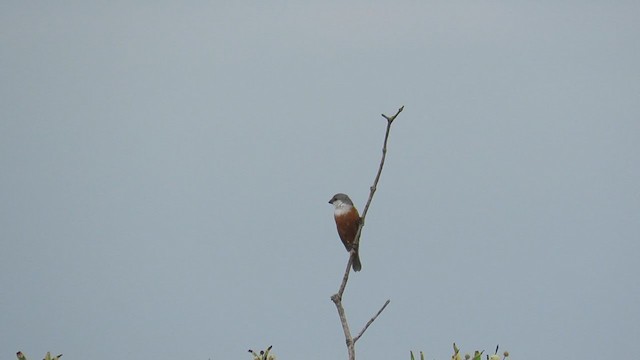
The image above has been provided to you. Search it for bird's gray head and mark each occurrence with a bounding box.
[328,193,354,207]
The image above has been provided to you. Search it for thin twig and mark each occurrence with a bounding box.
[354,299,391,343]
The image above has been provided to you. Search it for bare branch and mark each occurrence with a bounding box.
[336,250,354,298]
[354,299,391,343]
[354,105,404,249]
[330,106,404,360]
[331,294,355,360]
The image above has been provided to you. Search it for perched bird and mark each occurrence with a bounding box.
[328,193,362,272]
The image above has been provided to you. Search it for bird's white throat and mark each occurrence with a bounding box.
[333,200,352,216]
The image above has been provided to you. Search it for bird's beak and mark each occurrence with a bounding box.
[328,199,333,204]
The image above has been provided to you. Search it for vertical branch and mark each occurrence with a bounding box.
[330,106,404,360]
[354,105,403,247]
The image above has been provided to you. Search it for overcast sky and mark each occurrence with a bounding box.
[1,2,639,360]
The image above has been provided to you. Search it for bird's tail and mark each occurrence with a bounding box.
[351,250,362,272]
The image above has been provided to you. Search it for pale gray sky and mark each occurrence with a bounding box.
[1,2,639,360]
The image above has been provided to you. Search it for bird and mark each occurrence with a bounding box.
[328,193,362,272]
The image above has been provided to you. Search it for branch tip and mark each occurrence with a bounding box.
[382,105,405,123]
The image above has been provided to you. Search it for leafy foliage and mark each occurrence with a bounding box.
[248,345,276,360]
[410,343,510,360]
[16,352,62,360]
